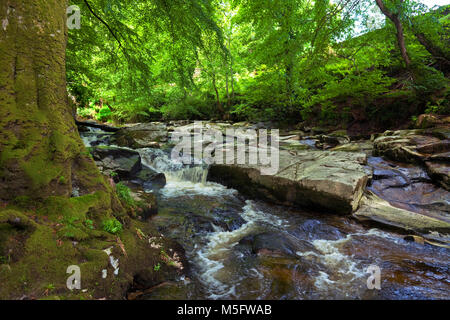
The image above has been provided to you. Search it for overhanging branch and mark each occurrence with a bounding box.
[83,0,123,50]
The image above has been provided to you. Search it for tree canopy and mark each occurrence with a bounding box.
[68,0,450,128]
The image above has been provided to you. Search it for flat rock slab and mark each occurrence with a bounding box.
[355,193,450,235]
[367,157,450,218]
[208,150,369,215]
[373,129,450,190]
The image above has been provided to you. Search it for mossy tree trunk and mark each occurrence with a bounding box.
[0,0,108,201]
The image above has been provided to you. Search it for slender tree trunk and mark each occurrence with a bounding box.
[0,0,110,200]
[211,73,224,118]
[225,69,230,107]
[285,30,295,105]
[226,34,232,107]
[230,62,235,101]
[375,0,412,69]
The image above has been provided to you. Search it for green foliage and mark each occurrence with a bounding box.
[77,107,95,119]
[84,219,95,230]
[115,182,135,207]
[44,284,55,291]
[102,219,123,235]
[411,65,448,96]
[109,172,118,178]
[96,106,113,122]
[58,176,67,185]
[66,0,450,125]
[425,90,450,114]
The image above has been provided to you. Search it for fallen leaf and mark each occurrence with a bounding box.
[116,237,127,257]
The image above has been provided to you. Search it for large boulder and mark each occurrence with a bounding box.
[90,146,166,191]
[90,146,142,180]
[132,166,167,191]
[112,123,168,149]
[373,129,450,190]
[208,150,369,215]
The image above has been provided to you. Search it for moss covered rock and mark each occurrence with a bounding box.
[0,189,186,300]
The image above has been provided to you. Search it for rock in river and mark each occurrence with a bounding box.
[112,123,168,149]
[208,150,369,215]
[354,193,450,235]
[373,129,450,190]
[244,232,317,258]
[90,146,142,180]
[90,146,166,190]
[132,167,167,191]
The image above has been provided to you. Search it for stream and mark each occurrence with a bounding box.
[81,127,450,300]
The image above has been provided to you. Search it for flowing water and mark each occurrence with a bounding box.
[81,128,450,300]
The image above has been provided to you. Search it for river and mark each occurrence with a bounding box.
[81,127,450,300]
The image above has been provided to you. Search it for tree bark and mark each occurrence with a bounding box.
[225,69,230,107]
[226,33,232,108]
[413,30,450,71]
[0,0,109,200]
[375,0,412,69]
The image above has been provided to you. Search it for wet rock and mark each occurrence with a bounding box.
[208,150,369,214]
[212,208,247,231]
[132,166,167,191]
[89,133,112,147]
[75,120,120,132]
[294,219,344,241]
[373,129,450,190]
[90,147,166,190]
[112,123,168,149]
[331,141,373,155]
[183,212,229,234]
[90,146,142,180]
[77,125,91,133]
[315,135,346,150]
[245,232,317,258]
[367,157,449,218]
[279,138,317,152]
[167,120,192,132]
[425,161,450,191]
[354,193,450,234]
[374,130,436,163]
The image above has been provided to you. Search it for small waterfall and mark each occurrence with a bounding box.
[80,127,112,148]
[138,148,209,184]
